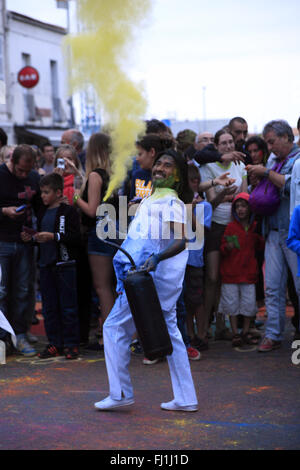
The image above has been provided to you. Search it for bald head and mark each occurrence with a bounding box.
[195,132,214,151]
[61,129,84,154]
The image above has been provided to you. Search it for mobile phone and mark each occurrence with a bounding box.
[56,158,65,169]
[56,260,76,269]
[15,204,27,213]
[22,225,37,236]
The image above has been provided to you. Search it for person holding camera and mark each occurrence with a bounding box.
[54,144,84,205]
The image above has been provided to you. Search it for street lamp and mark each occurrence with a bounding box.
[202,86,207,131]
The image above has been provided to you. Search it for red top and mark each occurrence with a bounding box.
[220,192,265,284]
[63,174,75,205]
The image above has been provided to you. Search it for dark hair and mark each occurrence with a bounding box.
[0,128,8,146]
[228,117,248,129]
[263,120,294,142]
[145,119,168,134]
[153,149,193,204]
[188,163,200,180]
[12,144,36,164]
[136,133,173,155]
[297,117,300,131]
[41,142,54,152]
[176,129,197,152]
[40,172,64,191]
[214,129,234,145]
[245,135,269,164]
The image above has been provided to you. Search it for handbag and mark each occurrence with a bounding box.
[249,159,287,216]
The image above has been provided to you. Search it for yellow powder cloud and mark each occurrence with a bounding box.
[66,0,152,200]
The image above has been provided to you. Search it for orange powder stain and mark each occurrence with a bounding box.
[223,403,235,409]
[0,376,45,397]
[246,386,272,395]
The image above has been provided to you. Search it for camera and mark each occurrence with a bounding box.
[56,158,65,169]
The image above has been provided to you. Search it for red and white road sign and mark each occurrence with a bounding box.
[17,66,40,89]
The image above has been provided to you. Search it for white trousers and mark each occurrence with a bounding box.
[103,293,198,406]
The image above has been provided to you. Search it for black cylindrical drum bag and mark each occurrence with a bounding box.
[124,270,173,360]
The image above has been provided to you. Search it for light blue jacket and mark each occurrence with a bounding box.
[290,148,300,218]
[287,204,300,276]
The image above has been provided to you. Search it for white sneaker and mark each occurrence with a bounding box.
[160,399,198,412]
[94,396,134,411]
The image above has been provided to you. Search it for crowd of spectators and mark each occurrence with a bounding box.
[0,115,300,362]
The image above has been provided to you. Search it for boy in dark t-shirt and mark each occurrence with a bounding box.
[22,173,81,360]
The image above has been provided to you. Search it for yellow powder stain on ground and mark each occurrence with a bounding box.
[225,440,239,446]
[173,419,189,426]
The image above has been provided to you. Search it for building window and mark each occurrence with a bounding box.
[22,52,30,67]
[50,59,63,122]
[0,36,4,81]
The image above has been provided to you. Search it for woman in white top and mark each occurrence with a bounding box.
[200,129,248,338]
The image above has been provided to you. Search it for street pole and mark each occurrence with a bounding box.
[202,86,206,131]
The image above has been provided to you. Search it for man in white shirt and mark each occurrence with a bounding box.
[94,150,198,412]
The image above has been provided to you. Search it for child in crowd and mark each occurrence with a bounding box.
[21,173,81,359]
[218,192,265,347]
[184,164,212,351]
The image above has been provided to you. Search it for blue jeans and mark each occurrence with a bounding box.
[0,242,33,339]
[40,264,80,348]
[265,230,300,341]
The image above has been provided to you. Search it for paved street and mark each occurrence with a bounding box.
[1,308,300,451]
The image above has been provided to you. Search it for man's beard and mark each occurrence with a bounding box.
[152,174,177,189]
[235,140,245,152]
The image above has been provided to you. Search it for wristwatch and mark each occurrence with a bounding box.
[264,168,271,178]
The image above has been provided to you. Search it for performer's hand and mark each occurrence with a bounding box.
[142,254,160,272]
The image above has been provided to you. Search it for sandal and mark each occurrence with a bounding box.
[232,334,243,347]
[242,333,259,345]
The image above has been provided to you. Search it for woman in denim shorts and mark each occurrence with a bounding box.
[74,133,117,328]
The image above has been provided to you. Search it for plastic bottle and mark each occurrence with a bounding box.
[0,340,6,364]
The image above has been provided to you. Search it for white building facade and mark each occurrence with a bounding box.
[0,1,72,146]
